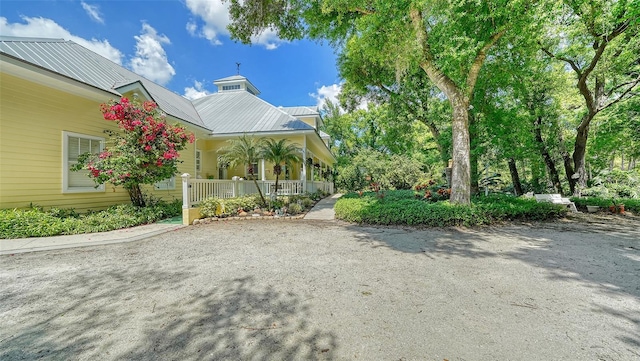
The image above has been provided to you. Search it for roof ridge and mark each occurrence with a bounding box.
[0,36,67,43]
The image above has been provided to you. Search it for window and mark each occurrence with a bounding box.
[246,162,258,178]
[222,84,241,91]
[154,176,175,190]
[63,132,104,193]
[195,150,202,173]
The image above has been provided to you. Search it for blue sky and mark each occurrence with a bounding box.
[0,0,342,107]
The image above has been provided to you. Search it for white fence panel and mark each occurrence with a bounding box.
[183,175,333,208]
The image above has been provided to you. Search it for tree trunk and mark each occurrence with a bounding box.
[127,184,146,207]
[508,158,523,196]
[571,120,591,195]
[533,116,562,194]
[469,113,479,195]
[450,96,471,204]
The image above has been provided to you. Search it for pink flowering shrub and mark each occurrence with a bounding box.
[73,97,194,206]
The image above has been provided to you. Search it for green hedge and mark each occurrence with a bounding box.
[570,196,640,213]
[0,200,181,239]
[335,192,567,227]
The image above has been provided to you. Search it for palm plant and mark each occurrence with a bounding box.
[261,138,301,196]
[218,134,267,206]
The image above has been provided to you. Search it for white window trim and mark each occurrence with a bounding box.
[245,162,259,179]
[195,149,202,173]
[154,176,176,190]
[62,131,105,193]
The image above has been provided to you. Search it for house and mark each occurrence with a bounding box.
[0,36,335,212]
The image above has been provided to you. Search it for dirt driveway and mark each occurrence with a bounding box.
[1,217,639,360]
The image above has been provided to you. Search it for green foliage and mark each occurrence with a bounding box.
[224,195,262,213]
[583,169,640,199]
[73,98,194,207]
[219,135,268,206]
[288,203,303,214]
[335,191,566,227]
[0,200,181,239]
[336,149,428,192]
[570,197,640,214]
[261,138,302,194]
[200,197,225,217]
[300,197,315,208]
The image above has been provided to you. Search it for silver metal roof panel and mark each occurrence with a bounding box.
[0,37,206,129]
[193,91,315,134]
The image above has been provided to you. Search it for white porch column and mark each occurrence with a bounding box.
[302,136,307,192]
[261,158,266,181]
[310,153,314,182]
[181,173,191,209]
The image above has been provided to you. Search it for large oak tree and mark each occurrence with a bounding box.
[226,0,538,204]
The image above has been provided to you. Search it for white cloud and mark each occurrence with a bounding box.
[130,23,175,85]
[0,16,123,64]
[184,0,229,45]
[183,80,212,100]
[311,83,369,111]
[186,21,197,36]
[81,2,104,24]
[311,84,342,109]
[251,28,282,50]
[185,0,283,49]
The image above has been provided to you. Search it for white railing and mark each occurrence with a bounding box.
[308,181,334,194]
[181,174,333,208]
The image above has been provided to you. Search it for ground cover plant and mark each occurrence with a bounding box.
[570,196,640,214]
[0,200,181,239]
[198,190,330,218]
[335,191,567,227]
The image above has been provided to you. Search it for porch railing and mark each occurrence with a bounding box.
[181,174,334,208]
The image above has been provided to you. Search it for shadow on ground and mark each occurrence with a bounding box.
[1,261,336,360]
[344,218,640,353]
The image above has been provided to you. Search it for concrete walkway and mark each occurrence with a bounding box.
[0,194,342,255]
[0,223,185,255]
[303,193,341,220]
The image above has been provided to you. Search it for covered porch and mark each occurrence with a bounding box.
[181,175,334,208]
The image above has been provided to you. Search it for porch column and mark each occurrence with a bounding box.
[261,158,266,181]
[302,136,307,192]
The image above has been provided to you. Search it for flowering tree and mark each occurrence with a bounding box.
[74,97,195,207]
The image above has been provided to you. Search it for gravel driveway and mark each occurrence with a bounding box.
[1,217,639,360]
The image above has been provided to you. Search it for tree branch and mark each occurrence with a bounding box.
[599,75,640,112]
[409,6,460,100]
[466,27,508,97]
[539,45,583,76]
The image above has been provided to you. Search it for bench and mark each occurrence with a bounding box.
[534,194,578,212]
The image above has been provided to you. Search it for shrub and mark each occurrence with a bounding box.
[570,196,640,213]
[222,195,259,214]
[0,200,182,239]
[335,191,567,227]
[200,197,225,217]
[288,203,303,214]
[301,197,314,209]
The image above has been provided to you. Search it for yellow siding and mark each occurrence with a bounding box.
[0,73,199,211]
[298,116,316,129]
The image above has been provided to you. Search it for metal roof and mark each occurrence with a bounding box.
[1,36,333,158]
[0,36,206,129]
[192,91,316,134]
[280,106,319,117]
